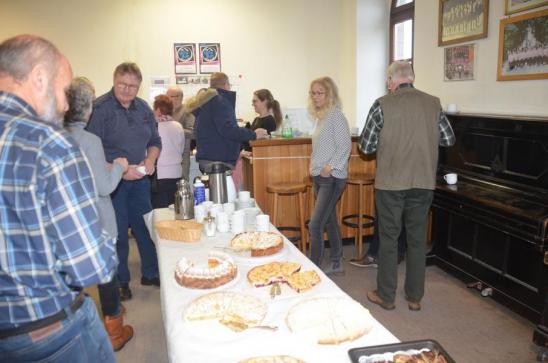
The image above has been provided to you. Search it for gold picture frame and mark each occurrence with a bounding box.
[505,0,548,15]
[438,0,489,46]
[497,9,548,81]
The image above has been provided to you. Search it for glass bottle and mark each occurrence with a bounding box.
[204,212,216,237]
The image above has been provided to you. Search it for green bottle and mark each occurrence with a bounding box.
[282,114,293,138]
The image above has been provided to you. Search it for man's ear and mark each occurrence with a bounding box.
[28,63,48,95]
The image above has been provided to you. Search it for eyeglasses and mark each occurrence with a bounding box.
[309,91,326,96]
[115,82,139,91]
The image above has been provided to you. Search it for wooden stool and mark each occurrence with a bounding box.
[267,182,307,253]
[339,173,375,258]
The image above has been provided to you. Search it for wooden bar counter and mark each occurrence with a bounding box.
[242,136,376,239]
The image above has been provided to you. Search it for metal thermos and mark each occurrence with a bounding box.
[174,179,194,220]
[208,162,228,204]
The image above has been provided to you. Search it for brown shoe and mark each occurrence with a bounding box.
[367,290,395,310]
[406,297,421,311]
[104,313,134,351]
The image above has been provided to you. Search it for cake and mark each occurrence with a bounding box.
[230,232,284,257]
[184,291,267,329]
[174,251,237,289]
[238,356,305,363]
[247,262,321,293]
[286,297,374,344]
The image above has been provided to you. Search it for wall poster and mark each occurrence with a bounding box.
[444,43,475,81]
[174,43,197,74]
[198,43,221,74]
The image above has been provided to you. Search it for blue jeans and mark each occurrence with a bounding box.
[309,175,347,266]
[112,178,159,284]
[0,297,115,362]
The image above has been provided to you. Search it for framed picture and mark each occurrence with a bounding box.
[444,43,475,81]
[497,9,548,81]
[505,0,548,15]
[174,43,197,74]
[198,43,221,74]
[438,0,489,46]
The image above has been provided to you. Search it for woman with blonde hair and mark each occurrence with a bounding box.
[308,77,351,274]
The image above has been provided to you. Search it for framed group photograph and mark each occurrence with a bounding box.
[444,43,475,81]
[505,0,548,15]
[438,0,489,46]
[497,9,548,81]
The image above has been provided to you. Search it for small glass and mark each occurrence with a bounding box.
[204,212,216,237]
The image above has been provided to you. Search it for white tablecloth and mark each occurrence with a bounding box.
[152,208,399,363]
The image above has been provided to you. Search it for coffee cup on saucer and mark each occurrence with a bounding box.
[444,173,458,184]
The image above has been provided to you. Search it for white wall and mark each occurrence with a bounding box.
[356,0,389,130]
[0,0,359,124]
[414,0,548,117]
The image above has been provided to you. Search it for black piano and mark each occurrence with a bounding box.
[428,113,548,360]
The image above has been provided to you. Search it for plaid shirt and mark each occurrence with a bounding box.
[0,92,117,329]
[359,84,455,154]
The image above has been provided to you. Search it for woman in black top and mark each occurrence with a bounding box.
[243,89,282,152]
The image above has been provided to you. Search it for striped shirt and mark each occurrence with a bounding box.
[310,107,352,179]
[359,84,456,155]
[0,92,117,329]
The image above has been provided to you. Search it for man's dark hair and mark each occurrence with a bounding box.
[113,62,142,83]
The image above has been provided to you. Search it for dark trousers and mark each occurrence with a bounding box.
[151,178,179,209]
[367,212,407,258]
[375,188,433,303]
[309,176,346,267]
[97,275,121,316]
[111,178,159,284]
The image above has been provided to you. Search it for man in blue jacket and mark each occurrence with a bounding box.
[193,72,268,172]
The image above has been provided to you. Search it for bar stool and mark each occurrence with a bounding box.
[339,173,375,258]
[266,182,307,253]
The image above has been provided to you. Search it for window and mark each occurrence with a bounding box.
[390,0,414,63]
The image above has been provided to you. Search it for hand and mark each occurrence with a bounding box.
[122,165,145,180]
[320,165,332,177]
[240,150,252,158]
[143,158,156,175]
[113,157,129,172]
[255,128,268,139]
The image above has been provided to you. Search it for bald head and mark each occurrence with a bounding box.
[0,34,61,82]
[166,85,183,108]
[386,61,414,93]
[0,34,72,124]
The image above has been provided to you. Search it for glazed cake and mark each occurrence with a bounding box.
[174,251,237,289]
[247,262,321,293]
[230,232,284,257]
[239,356,305,363]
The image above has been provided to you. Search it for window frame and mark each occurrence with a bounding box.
[389,0,415,64]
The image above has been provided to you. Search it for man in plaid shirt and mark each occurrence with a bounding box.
[359,61,455,312]
[0,35,117,362]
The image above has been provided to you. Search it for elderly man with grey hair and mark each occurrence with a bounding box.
[64,77,134,352]
[359,61,455,312]
[0,35,118,362]
[166,85,194,181]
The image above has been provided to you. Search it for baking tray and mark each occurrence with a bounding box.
[348,339,456,363]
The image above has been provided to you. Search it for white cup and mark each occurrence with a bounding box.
[210,203,223,218]
[194,204,206,223]
[446,104,458,113]
[256,214,270,232]
[244,207,261,226]
[202,201,214,211]
[444,173,458,184]
[136,166,146,175]
[223,202,235,216]
[231,212,245,234]
[239,191,251,202]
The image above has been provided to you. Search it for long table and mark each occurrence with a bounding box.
[151,208,398,363]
